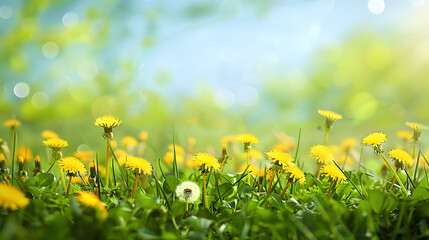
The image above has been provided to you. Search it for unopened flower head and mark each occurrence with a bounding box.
[94,115,123,140]
[406,122,428,143]
[76,191,107,218]
[43,138,68,149]
[175,181,200,203]
[310,145,334,164]
[322,164,346,183]
[388,148,413,169]
[58,157,87,176]
[318,110,342,130]
[125,156,152,175]
[0,183,29,210]
[192,153,221,172]
[362,132,387,154]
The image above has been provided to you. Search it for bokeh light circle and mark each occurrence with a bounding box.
[42,41,59,59]
[31,92,50,109]
[14,82,30,98]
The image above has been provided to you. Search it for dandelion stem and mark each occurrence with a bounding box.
[324,130,329,146]
[131,173,139,198]
[66,175,72,195]
[141,174,146,189]
[380,153,407,196]
[309,164,321,187]
[280,179,292,198]
[390,168,398,190]
[342,149,350,169]
[327,181,335,200]
[246,150,250,185]
[106,139,110,188]
[184,202,189,218]
[203,172,209,209]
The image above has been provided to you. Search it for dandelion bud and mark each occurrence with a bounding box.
[32,156,43,176]
[89,162,96,178]
[16,156,28,182]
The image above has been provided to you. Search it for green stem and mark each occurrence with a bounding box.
[246,150,250,185]
[324,129,328,146]
[342,150,350,169]
[106,139,110,188]
[203,172,209,209]
[66,175,72,195]
[184,202,189,218]
[327,181,335,200]
[380,153,407,196]
[412,142,419,182]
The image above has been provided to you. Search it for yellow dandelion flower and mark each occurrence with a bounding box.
[185,159,199,168]
[238,163,259,176]
[42,130,59,139]
[236,133,259,144]
[4,119,21,127]
[284,163,306,185]
[139,131,149,141]
[125,156,152,175]
[397,130,413,141]
[362,132,387,146]
[94,115,123,139]
[76,191,107,218]
[336,154,354,166]
[42,138,68,149]
[265,150,294,167]
[406,122,428,142]
[121,136,138,148]
[18,147,32,161]
[318,110,343,122]
[310,145,334,164]
[168,144,185,156]
[329,145,341,154]
[71,176,89,184]
[114,149,129,165]
[192,153,221,171]
[322,164,346,183]
[164,152,184,164]
[241,149,263,160]
[272,141,295,152]
[58,157,87,175]
[0,183,29,210]
[388,148,413,168]
[74,151,94,161]
[94,115,123,129]
[341,138,357,151]
[110,140,118,149]
[188,137,196,146]
[221,135,237,144]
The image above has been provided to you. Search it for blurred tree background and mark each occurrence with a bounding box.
[1,0,429,160]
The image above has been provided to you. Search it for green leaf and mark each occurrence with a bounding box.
[25,177,38,187]
[368,189,397,213]
[170,201,185,218]
[36,173,54,187]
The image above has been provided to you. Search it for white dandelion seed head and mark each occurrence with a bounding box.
[175,181,200,203]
